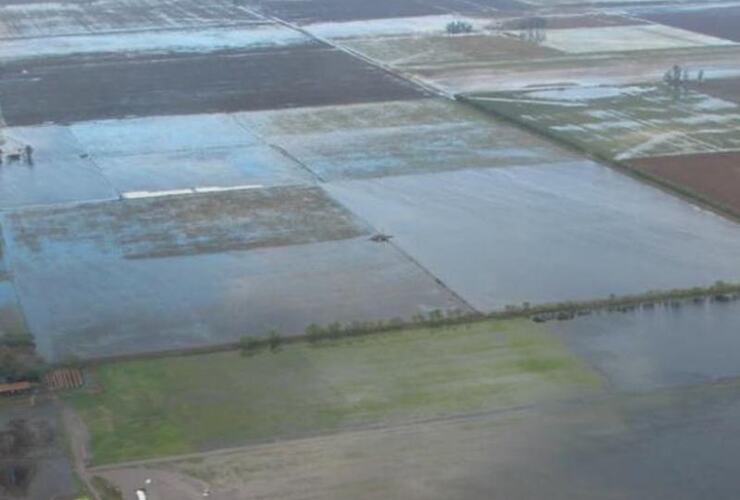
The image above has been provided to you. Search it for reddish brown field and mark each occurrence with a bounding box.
[630,151,740,215]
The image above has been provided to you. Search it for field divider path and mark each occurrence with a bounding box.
[228,115,326,183]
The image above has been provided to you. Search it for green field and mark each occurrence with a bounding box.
[68,319,601,465]
[464,84,740,160]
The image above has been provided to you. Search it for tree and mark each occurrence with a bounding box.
[446,20,473,34]
[267,330,282,352]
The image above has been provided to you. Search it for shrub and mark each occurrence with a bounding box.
[446,20,473,34]
[267,330,282,352]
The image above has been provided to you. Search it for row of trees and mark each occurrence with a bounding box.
[236,281,740,355]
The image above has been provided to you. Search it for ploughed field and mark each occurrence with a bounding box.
[0,186,465,361]
[630,152,740,215]
[0,46,428,126]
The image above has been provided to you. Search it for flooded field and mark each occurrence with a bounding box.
[1,187,464,360]
[236,99,576,180]
[326,163,740,311]
[247,0,515,24]
[0,24,313,62]
[550,300,740,392]
[0,125,116,209]
[465,84,740,159]
[0,47,428,126]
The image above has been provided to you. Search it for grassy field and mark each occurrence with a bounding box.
[464,84,740,160]
[68,319,601,465]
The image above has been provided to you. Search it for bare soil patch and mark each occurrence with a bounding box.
[689,77,740,104]
[636,5,740,43]
[630,151,740,215]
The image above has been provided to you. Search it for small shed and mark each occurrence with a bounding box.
[0,381,33,396]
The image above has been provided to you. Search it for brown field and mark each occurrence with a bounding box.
[630,151,740,215]
[0,46,428,126]
[499,13,644,30]
[690,77,740,104]
[636,4,740,42]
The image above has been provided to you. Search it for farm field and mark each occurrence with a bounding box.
[420,45,740,93]
[3,0,740,497]
[325,163,740,311]
[0,24,314,62]
[0,0,263,39]
[246,0,520,24]
[464,84,740,159]
[105,380,740,500]
[535,24,735,53]
[0,46,428,126]
[235,98,578,180]
[630,151,740,214]
[634,4,740,42]
[0,125,117,208]
[3,116,313,198]
[341,33,560,69]
[0,187,465,360]
[67,318,601,464]
[689,75,740,103]
[81,301,740,499]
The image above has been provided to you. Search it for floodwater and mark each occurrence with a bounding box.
[326,162,740,311]
[0,125,117,208]
[549,300,740,392]
[15,238,464,361]
[2,189,465,360]
[151,379,740,500]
